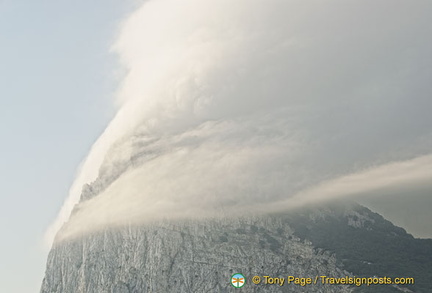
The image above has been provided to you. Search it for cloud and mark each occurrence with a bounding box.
[47,0,432,244]
[56,150,432,242]
[273,154,432,210]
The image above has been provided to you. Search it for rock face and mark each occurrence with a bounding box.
[40,216,352,293]
[286,202,432,293]
[41,200,432,293]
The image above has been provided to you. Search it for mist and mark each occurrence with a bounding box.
[48,0,432,243]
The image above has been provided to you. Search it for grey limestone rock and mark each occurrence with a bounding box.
[41,216,352,293]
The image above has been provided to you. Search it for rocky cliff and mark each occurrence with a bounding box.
[41,200,432,293]
[41,214,352,293]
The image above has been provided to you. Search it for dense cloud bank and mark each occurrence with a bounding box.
[49,0,432,243]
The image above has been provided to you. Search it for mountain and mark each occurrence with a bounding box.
[40,215,351,292]
[286,201,432,293]
[41,199,431,292]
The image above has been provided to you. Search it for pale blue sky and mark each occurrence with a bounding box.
[0,1,132,291]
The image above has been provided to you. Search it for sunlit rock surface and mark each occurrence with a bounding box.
[41,215,352,293]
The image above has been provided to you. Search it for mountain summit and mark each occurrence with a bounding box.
[41,200,431,292]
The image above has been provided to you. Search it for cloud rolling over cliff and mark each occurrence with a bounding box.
[48,0,432,243]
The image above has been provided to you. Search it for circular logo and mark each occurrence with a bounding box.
[252,276,261,284]
[231,273,246,288]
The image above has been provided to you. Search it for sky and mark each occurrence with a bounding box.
[0,1,134,292]
[1,1,431,292]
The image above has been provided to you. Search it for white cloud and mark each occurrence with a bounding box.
[47,0,432,244]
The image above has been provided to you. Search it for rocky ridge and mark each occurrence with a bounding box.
[41,215,353,293]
